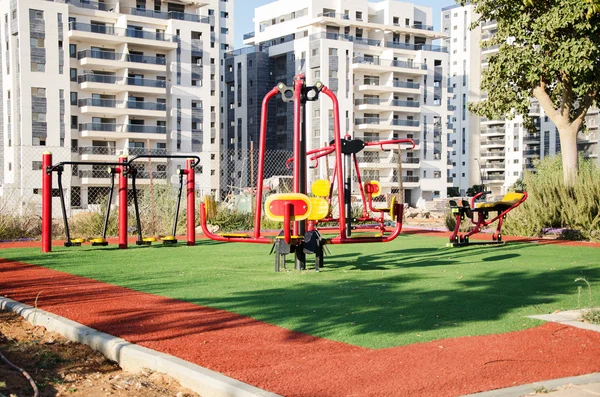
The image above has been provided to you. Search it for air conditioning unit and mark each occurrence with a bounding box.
[196,59,202,66]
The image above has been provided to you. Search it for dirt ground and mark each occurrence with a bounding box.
[0,311,200,397]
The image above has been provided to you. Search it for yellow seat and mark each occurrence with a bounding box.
[265,193,312,222]
[311,180,331,197]
[389,196,397,219]
[161,236,177,241]
[475,192,525,211]
[308,197,329,221]
[142,237,157,243]
[71,238,85,244]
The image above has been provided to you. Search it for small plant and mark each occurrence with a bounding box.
[581,309,600,324]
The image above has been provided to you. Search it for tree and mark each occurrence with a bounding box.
[465,0,600,184]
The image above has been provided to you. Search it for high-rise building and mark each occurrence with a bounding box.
[0,0,233,212]
[230,0,452,206]
[443,4,599,195]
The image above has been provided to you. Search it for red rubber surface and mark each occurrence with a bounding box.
[2,259,600,397]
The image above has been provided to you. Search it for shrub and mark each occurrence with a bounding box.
[447,187,460,197]
[502,156,600,240]
[444,210,472,232]
[0,195,41,240]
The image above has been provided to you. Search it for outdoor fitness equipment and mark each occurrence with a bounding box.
[448,190,528,246]
[41,153,200,252]
[290,136,415,235]
[44,155,125,248]
[127,155,200,246]
[199,75,406,271]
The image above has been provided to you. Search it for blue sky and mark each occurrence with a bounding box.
[234,0,455,48]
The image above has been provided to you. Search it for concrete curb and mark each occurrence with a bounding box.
[0,296,281,397]
[528,309,600,334]
[460,372,600,397]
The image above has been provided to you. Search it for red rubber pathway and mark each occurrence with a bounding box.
[2,258,600,397]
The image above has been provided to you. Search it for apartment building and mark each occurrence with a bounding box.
[443,4,599,195]
[0,0,233,213]
[230,0,451,206]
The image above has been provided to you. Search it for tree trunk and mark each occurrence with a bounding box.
[558,125,579,185]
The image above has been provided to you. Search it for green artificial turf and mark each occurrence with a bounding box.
[1,235,599,349]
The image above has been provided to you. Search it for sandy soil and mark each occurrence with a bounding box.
[0,311,200,397]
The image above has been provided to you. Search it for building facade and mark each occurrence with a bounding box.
[0,0,233,213]
[443,3,599,196]
[231,0,451,206]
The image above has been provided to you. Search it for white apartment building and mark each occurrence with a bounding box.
[443,4,599,195]
[0,0,233,212]
[241,0,451,205]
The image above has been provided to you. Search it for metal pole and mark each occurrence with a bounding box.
[397,144,404,204]
[118,155,128,249]
[57,169,71,245]
[344,150,352,237]
[172,172,184,238]
[102,170,116,240]
[42,152,52,253]
[131,170,143,245]
[185,158,196,246]
[250,140,254,211]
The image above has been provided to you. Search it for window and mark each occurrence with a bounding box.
[30,38,44,48]
[71,115,78,129]
[69,44,76,58]
[70,68,77,81]
[31,87,46,97]
[220,11,228,18]
[31,62,45,72]
[32,112,46,122]
[221,27,228,34]
[32,161,43,170]
[70,92,77,105]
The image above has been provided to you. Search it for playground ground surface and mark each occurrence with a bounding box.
[1,229,600,396]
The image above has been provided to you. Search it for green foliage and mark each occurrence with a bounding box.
[447,187,460,197]
[466,184,484,197]
[70,196,118,239]
[207,203,281,232]
[0,196,41,240]
[502,156,600,240]
[444,211,473,232]
[466,0,600,183]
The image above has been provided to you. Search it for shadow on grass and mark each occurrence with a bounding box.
[1,241,598,348]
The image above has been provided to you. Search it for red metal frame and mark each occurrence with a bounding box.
[117,155,128,249]
[450,191,529,243]
[184,158,196,246]
[41,152,52,253]
[199,76,407,251]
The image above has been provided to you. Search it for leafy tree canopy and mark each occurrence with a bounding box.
[465,0,600,183]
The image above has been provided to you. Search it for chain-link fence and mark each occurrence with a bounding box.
[1,144,406,239]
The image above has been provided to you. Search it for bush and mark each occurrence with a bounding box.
[502,156,600,240]
[447,187,460,197]
[0,196,41,241]
[444,210,472,232]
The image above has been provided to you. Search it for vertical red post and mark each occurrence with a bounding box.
[41,152,53,253]
[185,158,196,246]
[118,155,128,249]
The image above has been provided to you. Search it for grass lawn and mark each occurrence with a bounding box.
[1,234,599,349]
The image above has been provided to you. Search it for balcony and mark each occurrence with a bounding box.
[481,139,505,147]
[355,79,420,94]
[482,175,505,182]
[78,146,117,155]
[77,50,167,71]
[354,118,420,131]
[385,41,448,53]
[481,127,506,136]
[318,12,350,20]
[354,98,420,112]
[352,57,427,74]
[127,100,166,111]
[191,39,203,53]
[243,31,255,40]
[66,0,110,11]
[482,162,505,170]
[392,176,420,184]
[480,151,506,158]
[121,7,212,24]
[127,125,167,134]
[128,147,168,156]
[69,22,177,49]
